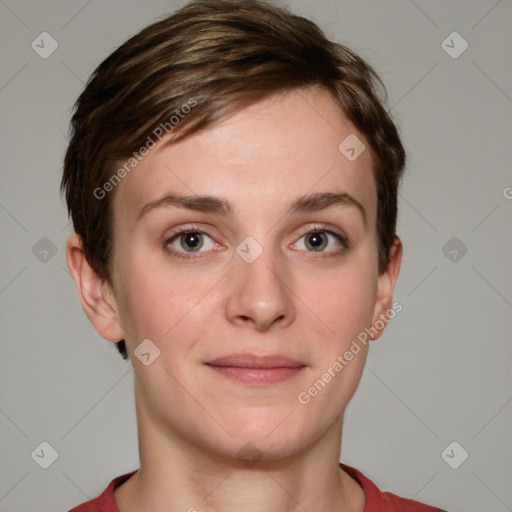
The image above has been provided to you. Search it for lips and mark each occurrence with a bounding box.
[205,354,306,385]
[206,353,306,369]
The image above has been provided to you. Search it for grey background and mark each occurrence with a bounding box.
[0,0,511,511]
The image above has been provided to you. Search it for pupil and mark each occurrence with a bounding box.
[183,233,202,251]
[307,232,326,251]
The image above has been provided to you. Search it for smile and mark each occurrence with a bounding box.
[205,353,307,386]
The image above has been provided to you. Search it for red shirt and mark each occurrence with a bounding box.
[68,463,447,511]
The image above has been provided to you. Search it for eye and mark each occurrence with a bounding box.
[292,225,349,254]
[164,227,218,257]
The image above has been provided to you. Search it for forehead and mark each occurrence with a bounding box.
[112,86,376,227]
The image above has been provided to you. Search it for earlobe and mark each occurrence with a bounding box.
[370,236,403,341]
[65,233,124,342]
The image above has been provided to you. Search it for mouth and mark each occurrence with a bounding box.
[205,353,306,386]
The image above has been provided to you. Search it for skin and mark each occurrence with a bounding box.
[67,85,402,512]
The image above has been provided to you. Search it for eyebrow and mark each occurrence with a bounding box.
[136,191,367,226]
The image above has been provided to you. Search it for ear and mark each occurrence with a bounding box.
[65,233,124,342]
[369,236,402,341]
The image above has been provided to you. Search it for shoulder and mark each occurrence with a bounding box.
[68,470,138,512]
[340,463,448,512]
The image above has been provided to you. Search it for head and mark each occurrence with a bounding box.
[62,0,405,461]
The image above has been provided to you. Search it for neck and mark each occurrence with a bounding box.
[114,384,365,512]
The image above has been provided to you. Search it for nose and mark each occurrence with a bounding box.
[225,242,296,331]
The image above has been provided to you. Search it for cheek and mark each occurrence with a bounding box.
[294,262,375,423]
[113,252,218,349]
[296,257,377,343]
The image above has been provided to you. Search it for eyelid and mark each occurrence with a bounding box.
[164,223,215,241]
[163,222,350,259]
[163,224,220,258]
[294,223,350,248]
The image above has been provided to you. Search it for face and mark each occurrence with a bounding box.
[100,86,399,460]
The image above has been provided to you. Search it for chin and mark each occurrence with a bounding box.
[217,435,308,465]
[213,414,313,462]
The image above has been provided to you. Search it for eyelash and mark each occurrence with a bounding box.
[163,223,350,260]
[163,224,218,260]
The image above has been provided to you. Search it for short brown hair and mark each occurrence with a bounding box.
[61,0,406,360]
